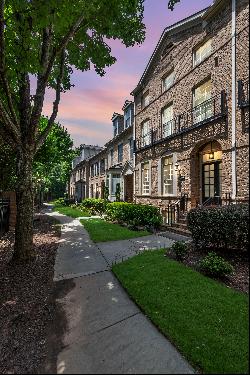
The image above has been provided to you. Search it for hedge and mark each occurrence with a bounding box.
[187,204,249,251]
[80,198,108,215]
[105,202,162,229]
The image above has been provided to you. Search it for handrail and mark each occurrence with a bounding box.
[136,91,227,151]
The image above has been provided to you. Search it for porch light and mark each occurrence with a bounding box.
[209,141,214,159]
[209,152,214,160]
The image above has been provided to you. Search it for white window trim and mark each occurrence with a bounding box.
[162,70,175,92]
[193,39,212,67]
[158,153,177,197]
[141,161,151,196]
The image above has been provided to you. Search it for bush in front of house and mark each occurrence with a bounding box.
[187,204,249,251]
[54,197,74,206]
[171,241,188,261]
[200,252,234,278]
[105,202,162,230]
[81,198,108,215]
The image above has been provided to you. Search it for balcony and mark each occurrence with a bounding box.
[135,91,227,152]
[238,79,249,108]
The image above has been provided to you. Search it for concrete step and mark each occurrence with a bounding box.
[164,226,192,237]
[172,222,188,230]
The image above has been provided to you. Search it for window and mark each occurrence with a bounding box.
[129,138,133,160]
[141,120,151,147]
[100,159,105,174]
[162,104,174,138]
[94,162,99,176]
[110,149,114,166]
[90,165,94,178]
[162,156,174,195]
[142,162,150,195]
[193,39,212,66]
[113,120,118,137]
[111,174,121,195]
[193,79,212,123]
[162,71,175,92]
[142,92,150,108]
[124,107,131,128]
[118,143,123,163]
[90,184,94,198]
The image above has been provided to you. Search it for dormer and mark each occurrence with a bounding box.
[122,100,134,129]
[111,112,124,137]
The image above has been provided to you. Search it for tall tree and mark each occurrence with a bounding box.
[33,118,77,202]
[0,0,145,261]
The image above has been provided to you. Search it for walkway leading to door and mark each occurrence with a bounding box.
[43,206,194,374]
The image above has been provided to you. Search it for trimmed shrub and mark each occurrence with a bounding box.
[171,241,188,261]
[54,197,74,206]
[200,252,234,278]
[81,198,108,215]
[187,204,249,251]
[106,202,162,229]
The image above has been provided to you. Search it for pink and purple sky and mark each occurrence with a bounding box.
[43,0,212,147]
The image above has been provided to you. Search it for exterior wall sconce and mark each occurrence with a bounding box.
[209,152,215,160]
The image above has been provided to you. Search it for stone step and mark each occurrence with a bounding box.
[164,226,192,237]
[172,222,188,230]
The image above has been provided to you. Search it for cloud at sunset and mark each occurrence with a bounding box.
[42,0,212,147]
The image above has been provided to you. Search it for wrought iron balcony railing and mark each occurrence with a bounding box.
[135,91,227,151]
[238,79,249,108]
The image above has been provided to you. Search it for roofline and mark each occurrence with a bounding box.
[122,100,134,111]
[203,0,228,21]
[131,6,209,96]
[111,112,123,121]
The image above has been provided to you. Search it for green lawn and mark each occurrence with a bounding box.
[81,219,150,242]
[53,204,91,218]
[113,250,249,374]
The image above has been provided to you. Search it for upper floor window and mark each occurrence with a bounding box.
[110,149,114,166]
[141,91,150,109]
[193,78,212,123]
[124,107,131,128]
[162,70,175,92]
[129,138,133,160]
[162,156,174,195]
[193,39,212,67]
[94,162,99,176]
[118,143,123,163]
[100,159,105,174]
[142,162,150,195]
[90,165,94,178]
[141,120,151,147]
[162,104,174,138]
[113,120,118,137]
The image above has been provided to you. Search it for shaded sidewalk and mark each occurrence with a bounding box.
[42,206,194,374]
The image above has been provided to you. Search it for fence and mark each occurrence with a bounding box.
[0,198,10,237]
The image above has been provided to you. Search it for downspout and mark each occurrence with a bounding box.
[133,102,136,203]
[231,0,237,201]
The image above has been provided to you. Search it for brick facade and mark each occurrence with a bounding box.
[69,101,134,202]
[132,0,249,215]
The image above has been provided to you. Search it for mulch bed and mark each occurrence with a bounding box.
[0,214,61,374]
[167,243,249,294]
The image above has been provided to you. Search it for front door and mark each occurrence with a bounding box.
[202,161,222,203]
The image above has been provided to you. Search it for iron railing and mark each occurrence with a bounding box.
[135,91,227,151]
[0,198,10,237]
[162,193,189,226]
[238,79,249,108]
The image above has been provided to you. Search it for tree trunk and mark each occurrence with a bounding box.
[13,150,35,262]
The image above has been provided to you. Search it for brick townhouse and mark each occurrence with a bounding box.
[132,0,249,224]
[69,144,103,201]
[70,100,134,202]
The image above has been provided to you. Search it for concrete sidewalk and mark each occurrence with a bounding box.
[43,207,194,374]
